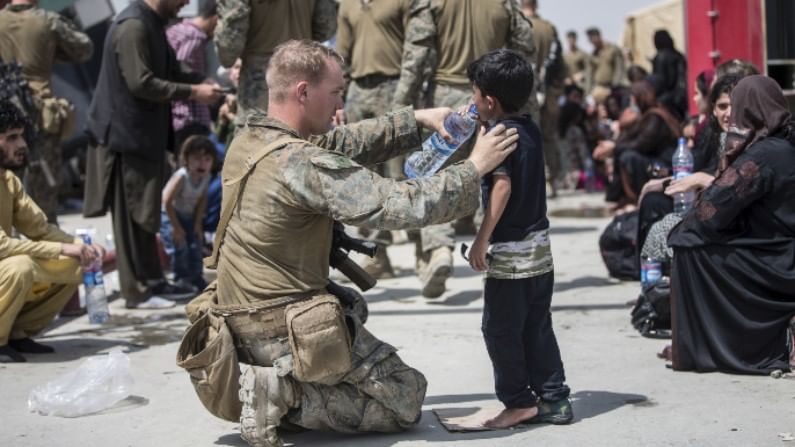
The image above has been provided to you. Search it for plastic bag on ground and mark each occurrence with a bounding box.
[28,348,134,417]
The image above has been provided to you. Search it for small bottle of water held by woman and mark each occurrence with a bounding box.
[672,137,695,215]
[404,104,479,178]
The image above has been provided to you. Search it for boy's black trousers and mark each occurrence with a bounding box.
[482,272,570,408]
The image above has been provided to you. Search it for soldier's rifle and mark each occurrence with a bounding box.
[329,221,378,296]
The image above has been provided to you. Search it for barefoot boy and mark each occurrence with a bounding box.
[465,49,572,428]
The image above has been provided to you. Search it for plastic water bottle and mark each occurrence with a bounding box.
[672,137,695,215]
[77,230,110,324]
[404,104,479,178]
[640,256,662,287]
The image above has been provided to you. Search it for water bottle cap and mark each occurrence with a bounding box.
[678,137,687,146]
[467,104,479,118]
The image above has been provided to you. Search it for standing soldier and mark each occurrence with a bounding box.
[0,0,93,223]
[416,0,536,298]
[521,0,566,195]
[336,0,435,278]
[563,30,588,87]
[214,0,337,126]
[585,27,625,99]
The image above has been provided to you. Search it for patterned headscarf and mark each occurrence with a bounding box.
[721,75,793,170]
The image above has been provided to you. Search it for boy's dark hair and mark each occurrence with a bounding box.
[0,100,27,134]
[198,0,217,18]
[466,49,534,114]
[585,27,601,38]
[180,134,217,166]
[566,30,577,39]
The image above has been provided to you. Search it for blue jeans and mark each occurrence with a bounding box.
[160,210,206,289]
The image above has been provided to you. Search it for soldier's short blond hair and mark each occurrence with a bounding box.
[267,40,344,103]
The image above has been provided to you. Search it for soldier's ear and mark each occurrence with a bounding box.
[296,81,309,103]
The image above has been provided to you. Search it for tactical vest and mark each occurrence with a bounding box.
[87,0,177,159]
[0,5,56,95]
[244,0,315,58]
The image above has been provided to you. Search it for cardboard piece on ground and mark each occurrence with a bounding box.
[433,403,504,432]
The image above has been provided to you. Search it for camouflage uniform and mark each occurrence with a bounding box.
[414,0,537,296]
[0,4,93,223]
[214,0,337,126]
[529,13,564,188]
[337,0,436,271]
[211,107,480,443]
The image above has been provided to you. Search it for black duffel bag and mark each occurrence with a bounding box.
[599,210,639,280]
[631,278,672,337]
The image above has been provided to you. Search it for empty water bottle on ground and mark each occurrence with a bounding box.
[583,157,597,192]
[640,256,662,287]
[77,230,110,324]
[404,104,479,178]
[672,137,695,215]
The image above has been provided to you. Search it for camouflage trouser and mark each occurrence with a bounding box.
[540,87,563,183]
[418,83,474,253]
[25,130,61,223]
[346,76,404,245]
[236,55,270,127]
[287,320,427,432]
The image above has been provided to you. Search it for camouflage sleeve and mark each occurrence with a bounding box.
[336,3,353,85]
[214,0,250,68]
[286,152,481,230]
[311,0,338,42]
[504,0,534,61]
[392,0,436,107]
[47,11,93,64]
[504,0,539,119]
[309,106,421,166]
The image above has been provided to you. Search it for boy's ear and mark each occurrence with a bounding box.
[486,95,498,113]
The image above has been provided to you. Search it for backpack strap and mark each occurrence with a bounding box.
[205,137,305,269]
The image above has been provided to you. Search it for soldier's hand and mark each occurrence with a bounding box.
[415,107,454,143]
[191,83,223,104]
[331,109,346,127]
[467,124,519,177]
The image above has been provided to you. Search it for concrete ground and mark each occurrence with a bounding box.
[1,191,793,447]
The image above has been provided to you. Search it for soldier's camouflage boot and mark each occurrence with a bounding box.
[238,364,300,447]
[420,246,453,298]
[361,245,395,279]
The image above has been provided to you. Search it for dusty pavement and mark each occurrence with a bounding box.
[1,191,793,447]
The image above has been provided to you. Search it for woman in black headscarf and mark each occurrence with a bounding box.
[651,30,688,120]
[668,75,795,374]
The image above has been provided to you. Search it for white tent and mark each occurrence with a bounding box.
[620,0,686,72]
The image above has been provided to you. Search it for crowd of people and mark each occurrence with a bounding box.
[0,0,794,445]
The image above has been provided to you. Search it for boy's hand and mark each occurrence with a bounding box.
[468,238,490,272]
[468,124,519,176]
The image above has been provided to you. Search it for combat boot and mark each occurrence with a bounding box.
[238,364,300,447]
[420,246,453,298]
[361,245,395,279]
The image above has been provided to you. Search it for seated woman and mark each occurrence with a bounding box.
[595,80,681,209]
[638,74,743,265]
[668,75,795,374]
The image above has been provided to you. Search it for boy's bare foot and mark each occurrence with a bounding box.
[483,406,538,429]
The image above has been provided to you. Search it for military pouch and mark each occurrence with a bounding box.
[40,97,75,139]
[176,311,242,422]
[285,294,352,385]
